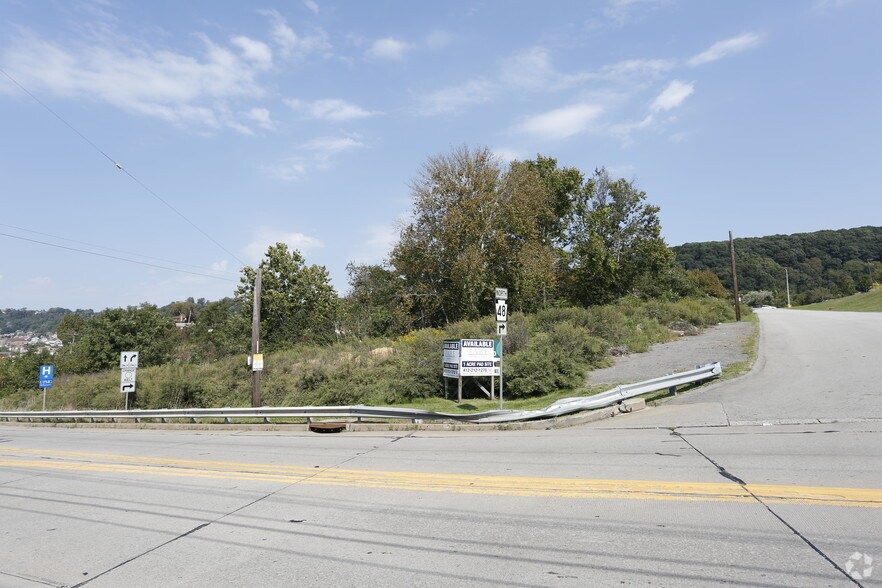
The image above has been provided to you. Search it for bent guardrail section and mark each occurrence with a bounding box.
[0,362,721,425]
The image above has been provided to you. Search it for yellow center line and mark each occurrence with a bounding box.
[1,447,881,508]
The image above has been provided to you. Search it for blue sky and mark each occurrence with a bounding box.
[2,0,880,311]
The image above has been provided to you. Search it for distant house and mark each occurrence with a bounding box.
[173,313,193,329]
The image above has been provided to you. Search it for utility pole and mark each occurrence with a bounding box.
[785,268,791,308]
[251,267,262,407]
[729,231,741,321]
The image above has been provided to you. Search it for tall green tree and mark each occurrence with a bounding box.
[391,146,503,325]
[236,243,340,350]
[341,263,410,338]
[564,168,673,305]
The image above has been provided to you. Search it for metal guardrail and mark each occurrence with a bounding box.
[0,362,721,425]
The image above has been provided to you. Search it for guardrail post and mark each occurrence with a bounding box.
[669,385,677,396]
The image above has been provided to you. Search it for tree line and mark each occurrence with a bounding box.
[674,226,882,306]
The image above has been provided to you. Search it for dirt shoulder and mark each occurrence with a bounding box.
[587,321,756,386]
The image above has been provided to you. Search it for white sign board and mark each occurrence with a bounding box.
[495,288,508,300]
[459,339,499,376]
[495,300,507,322]
[120,351,139,369]
[442,340,460,377]
[120,368,136,393]
[497,322,508,336]
[443,340,499,377]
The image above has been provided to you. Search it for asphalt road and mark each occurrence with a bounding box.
[1,309,880,587]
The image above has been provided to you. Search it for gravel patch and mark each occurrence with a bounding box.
[587,321,755,386]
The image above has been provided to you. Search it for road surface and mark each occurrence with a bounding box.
[1,309,880,587]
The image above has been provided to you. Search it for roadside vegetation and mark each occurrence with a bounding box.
[796,287,882,312]
[2,147,740,412]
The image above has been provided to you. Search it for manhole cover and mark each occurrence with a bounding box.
[308,422,347,433]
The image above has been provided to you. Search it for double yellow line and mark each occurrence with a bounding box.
[2,447,881,508]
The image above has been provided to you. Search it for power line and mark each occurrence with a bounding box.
[0,222,239,277]
[0,66,247,267]
[0,232,238,283]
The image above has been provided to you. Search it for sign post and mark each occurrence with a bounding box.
[495,288,508,408]
[119,351,139,410]
[38,365,54,411]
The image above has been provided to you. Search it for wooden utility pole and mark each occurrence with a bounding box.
[729,231,741,321]
[251,267,262,407]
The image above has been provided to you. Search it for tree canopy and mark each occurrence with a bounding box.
[236,243,340,350]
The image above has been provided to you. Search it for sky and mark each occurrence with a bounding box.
[2,0,881,311]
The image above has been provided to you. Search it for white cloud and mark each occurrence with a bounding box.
[0,29,267,132]
[303,0,320,15]
[263,135,365,181]
[602,0,669,26]
[302,136,365,153]
[242,227,323,261]
[518,103,604,140]
[210,260,229,272]
[366,37,409,61]
[492,147,526,163]
[688,33,763,67]
[601,58,675,80]
[286,98,378,121]
[264,158,308,182]
[500,47,557,89]
[424,31,452,49]
[651,80,694,112]
[417,79,495,116]
[230,35,273,69]
[260,9,331,59]
[245,107,276,130]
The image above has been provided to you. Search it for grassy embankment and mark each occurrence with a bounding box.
[797,287,882,312]
[0,297,736,415]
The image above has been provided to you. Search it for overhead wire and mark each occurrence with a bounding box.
[0,66,248,268]
[0,232,238,283]
[0,222,240,277]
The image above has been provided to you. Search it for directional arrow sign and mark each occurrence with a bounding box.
[120,351,139,369]
[120,369,137,393]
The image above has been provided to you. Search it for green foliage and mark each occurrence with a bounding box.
[674,226,882,305]
[741,290,774,307]
[686,269,728,298]
[390,148,675,327]
[0,348,53,399]
[186,299,249,360]
[237,243,340,350]
[58,304,178,373]
[1,297,736,411]
[564,169,674,306]
[341,263,411,338]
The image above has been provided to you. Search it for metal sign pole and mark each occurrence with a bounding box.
[42,388,47,411]
[499,339,504,409]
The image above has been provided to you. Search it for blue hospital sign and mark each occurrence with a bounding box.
[38,365,55,389]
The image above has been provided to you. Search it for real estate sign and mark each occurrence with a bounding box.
[442,339,499,377]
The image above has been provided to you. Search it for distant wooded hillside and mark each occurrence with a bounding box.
[673,226,882,305]
[0,308,95,334]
